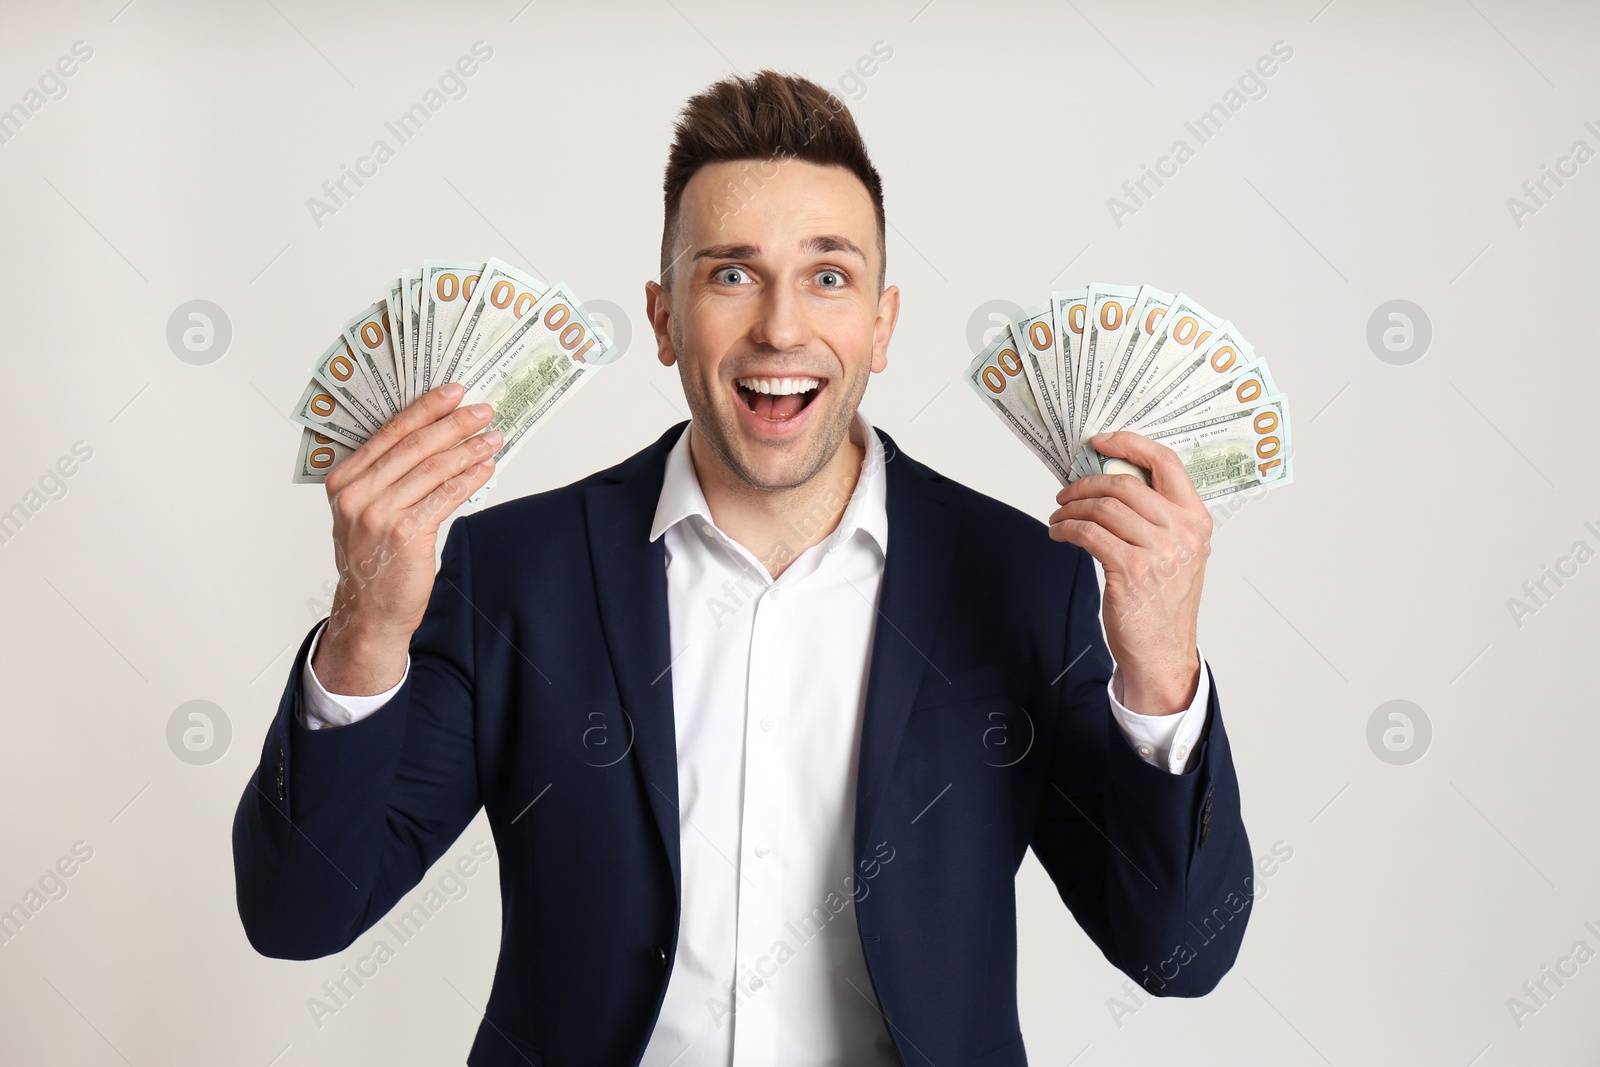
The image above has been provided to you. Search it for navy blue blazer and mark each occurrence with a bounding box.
[233,422,1253,1066]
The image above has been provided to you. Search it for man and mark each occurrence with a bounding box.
[234,71,1252,1066]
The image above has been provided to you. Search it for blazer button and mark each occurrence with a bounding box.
[651,943,669,972]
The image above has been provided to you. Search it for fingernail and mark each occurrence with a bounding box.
[470,403,493,419]
[480,457,496,468]
[441,383,464,399]
[483,430,503,447]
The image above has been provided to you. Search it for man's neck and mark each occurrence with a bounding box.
[687,421,865,580]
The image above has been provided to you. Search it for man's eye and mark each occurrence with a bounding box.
[714,267,748,285]
[815,269,847,289]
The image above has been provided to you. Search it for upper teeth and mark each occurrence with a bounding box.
[737,377,820,396]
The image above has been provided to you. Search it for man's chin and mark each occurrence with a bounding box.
[715,406,838,491]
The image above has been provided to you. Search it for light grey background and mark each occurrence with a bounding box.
[1,0,1596,1063]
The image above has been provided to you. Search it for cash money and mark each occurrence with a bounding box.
[1051,288,1087,446]
[964,327,1072,485]
[341,302,404,418]
[310,335,385,434]
[420,259,485,390]
[1008,301,1073,467]
[437,258,548,386]
[1087,284,1173,439]
[289,258,615,489]
[967,280,1292,502]
[385,277,411,407]
[292,379,370,447]
[459,282,614,466]
[401,270,423,406]
[293,429,355,483]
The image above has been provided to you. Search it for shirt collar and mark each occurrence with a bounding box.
[648,409,888,557]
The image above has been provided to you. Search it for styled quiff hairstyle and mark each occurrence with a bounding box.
[659,70,886,289]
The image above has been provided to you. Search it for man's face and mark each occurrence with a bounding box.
[647,159,898,493]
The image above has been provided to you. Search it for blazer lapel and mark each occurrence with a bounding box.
[853,429,962,867]
[584,422,688,906]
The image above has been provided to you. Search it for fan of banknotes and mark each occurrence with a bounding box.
[290,257,616,484]
[964,284,1292,501]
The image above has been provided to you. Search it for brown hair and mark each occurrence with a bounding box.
[660,70,886,289]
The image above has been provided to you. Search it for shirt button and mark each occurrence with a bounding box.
[755,844,771,858]
[1174,744,1188,761]
[1136,744,1154,759]
[768,587,780,601]
[700,522,715,537]
[761,718,773,732]
[749,976,764,990]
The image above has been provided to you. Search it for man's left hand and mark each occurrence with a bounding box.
[1047,430,1210,715]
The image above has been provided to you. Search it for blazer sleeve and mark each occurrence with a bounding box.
[1027,546,1253,996]
[231,519,482,960]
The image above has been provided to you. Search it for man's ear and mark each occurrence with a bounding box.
[870,283,900,374]
[645,279,676,367]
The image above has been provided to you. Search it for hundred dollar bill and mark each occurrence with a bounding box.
[401,270,423,401]
[1008,300,1072,468]
[419,259,485,393]
[1112,323,1252,432]
[1087,284,1173,438]
[964,327,1071,485]
[437,258,548,386]
[1079,283,1140,443]
[293,428,355,483]
[385,277,411,406]
[460,282,615,466]
[311,335,385,434]
[1050,288,1086,444]
[1123,294,1224,416]
[291,379,371,447]
[341,302,403,417]
[1120,394,1293,500]
[1131,357,1277,433]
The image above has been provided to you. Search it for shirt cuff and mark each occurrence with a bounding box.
[1107,649,1211,774]
[299,620,410,730]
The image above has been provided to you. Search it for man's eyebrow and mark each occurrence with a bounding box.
[800,234,867,261]
[691,235,868,264]
[693,243,760,263]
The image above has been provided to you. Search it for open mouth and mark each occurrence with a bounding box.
[734,376,825,422]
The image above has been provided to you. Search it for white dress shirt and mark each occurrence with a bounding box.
[300,412,1211,1064]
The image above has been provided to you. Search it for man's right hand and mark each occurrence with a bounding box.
[311,383,499,696]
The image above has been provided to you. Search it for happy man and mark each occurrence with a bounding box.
[234,71,1252,1066]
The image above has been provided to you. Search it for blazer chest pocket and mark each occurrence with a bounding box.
[910,663,1016,711]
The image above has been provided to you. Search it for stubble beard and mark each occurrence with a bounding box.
[672,320,865,496]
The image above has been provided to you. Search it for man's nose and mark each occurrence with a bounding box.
[749,278,811,352]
